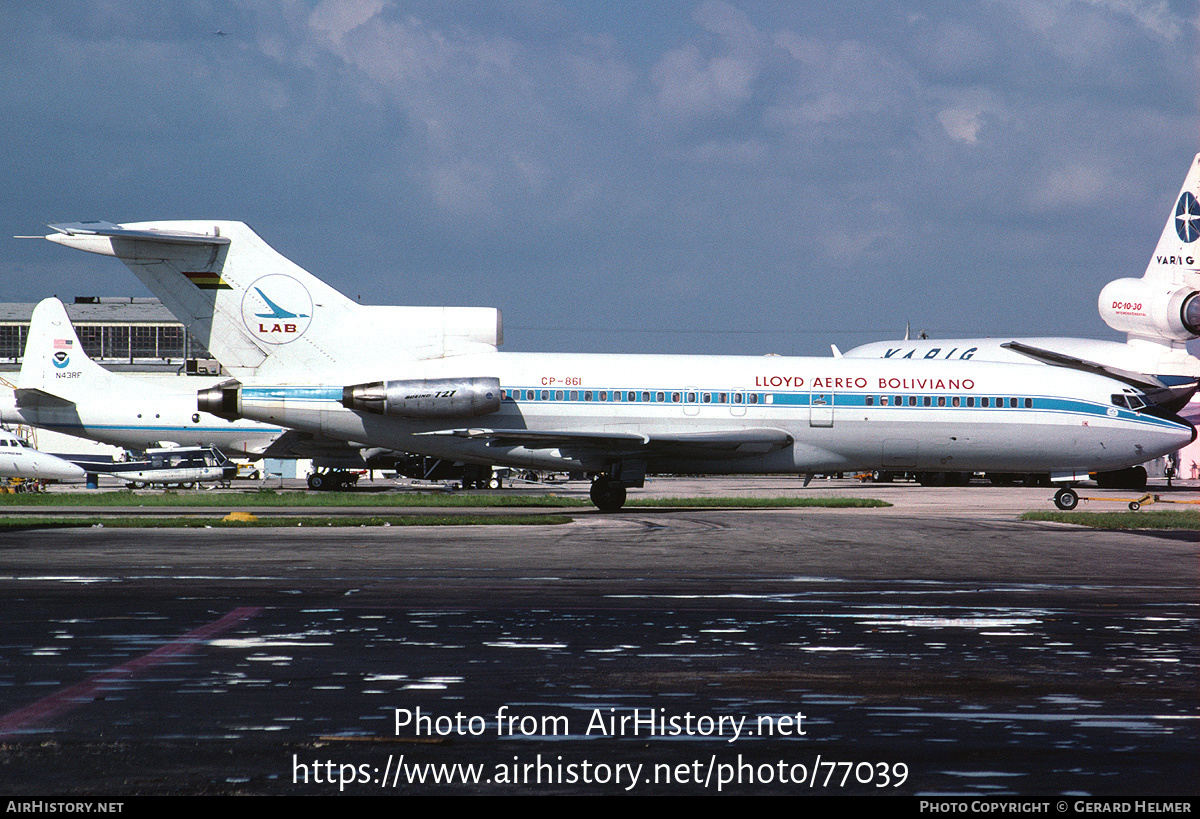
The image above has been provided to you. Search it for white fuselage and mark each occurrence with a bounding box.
[0,386,283,457]
[231,352,1194,476]
[0,432,85,481]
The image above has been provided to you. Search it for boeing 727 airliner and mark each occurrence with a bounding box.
[40,162,1200,509]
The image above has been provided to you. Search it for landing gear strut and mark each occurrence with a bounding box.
[589,476,627,511]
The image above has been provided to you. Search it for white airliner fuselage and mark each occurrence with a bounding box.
[221,351,1189,480]
[38,153,1200,508]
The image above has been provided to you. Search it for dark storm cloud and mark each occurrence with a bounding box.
[2,1,1196,354]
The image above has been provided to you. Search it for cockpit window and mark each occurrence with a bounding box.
[1112,392,1146,411]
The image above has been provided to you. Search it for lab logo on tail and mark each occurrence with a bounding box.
[240,274,313,345]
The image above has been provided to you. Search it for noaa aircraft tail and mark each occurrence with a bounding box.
[45,221,502,382]
[17,297,122,401]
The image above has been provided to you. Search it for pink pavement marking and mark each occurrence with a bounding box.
[0,606,262,737]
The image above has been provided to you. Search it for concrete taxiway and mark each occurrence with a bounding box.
[0,477,1195,795]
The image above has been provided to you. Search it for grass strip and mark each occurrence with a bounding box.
[1021,510,1200,530]
[0,514,574,530]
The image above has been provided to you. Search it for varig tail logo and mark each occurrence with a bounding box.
[241,275,312,345]
[52,350,69,369]
[1175,191,1200,243]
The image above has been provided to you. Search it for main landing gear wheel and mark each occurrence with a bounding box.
[1053,488,1079,511]
[307,473,325,490]
[589,477,627,511]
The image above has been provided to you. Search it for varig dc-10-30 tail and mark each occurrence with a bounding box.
[45,221,502,383]
[846,153,1200,382]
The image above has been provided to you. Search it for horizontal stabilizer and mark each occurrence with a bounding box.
[13,387,76,408]
[49,222,231,247]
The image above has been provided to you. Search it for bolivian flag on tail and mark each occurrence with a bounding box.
[182,271,232,290]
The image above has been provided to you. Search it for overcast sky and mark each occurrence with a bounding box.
[3,1,1197,355]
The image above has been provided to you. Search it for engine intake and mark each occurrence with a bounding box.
[342,377,502,419]
[197,381,243,420]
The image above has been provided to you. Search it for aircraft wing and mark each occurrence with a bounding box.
[1001,341,1199,412]
[422,427,793,457]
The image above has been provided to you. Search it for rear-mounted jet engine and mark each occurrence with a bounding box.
[342,377,502,419]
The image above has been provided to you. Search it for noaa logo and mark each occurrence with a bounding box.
[52,351,69,369]
[241,275,313,345]
[1175,191,1200,243]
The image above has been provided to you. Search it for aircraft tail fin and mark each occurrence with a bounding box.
[16,297,119,402]
[45,221,502,382]
[1143,153,1200,286]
